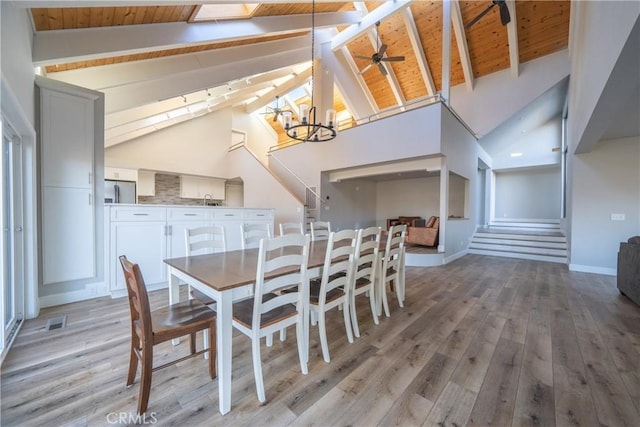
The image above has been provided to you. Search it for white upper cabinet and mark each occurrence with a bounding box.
[41,90,94,188]
[105,167,138,182]
[180,175,225,200]
[137,170,156,196]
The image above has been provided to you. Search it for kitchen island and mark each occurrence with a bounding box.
[104,204,274,297]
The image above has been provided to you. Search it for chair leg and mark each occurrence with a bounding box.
[126,334,139,387]
[350,292,361,338]
[295,319,308,375]
[208,326,216,379]
[137,341,153,416]
[382,280,391,317]
[318,310,330,363]
[280,328,287,342]
[189,333,196,354]
[203,331,209,360]
[266,333,273,347]
[369,288,379,325]
[251,336,266,402]
[342,300,354,343]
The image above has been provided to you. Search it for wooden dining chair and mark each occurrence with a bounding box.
[119,255,216,416]
[310,220,331,241]
[231,234,310,402]
[350,226,382,338]
[379,224,407,317]
[279,222,304,236]
[241,222,272,249]
[309,229,357,363]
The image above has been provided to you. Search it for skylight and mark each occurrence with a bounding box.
[191,3,260,22]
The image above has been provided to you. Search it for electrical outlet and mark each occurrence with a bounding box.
[611,213,625,221]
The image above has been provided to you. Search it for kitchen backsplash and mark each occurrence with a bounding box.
[138,173,216,206]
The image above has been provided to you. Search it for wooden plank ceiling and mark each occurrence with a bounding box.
[31,1,570,143]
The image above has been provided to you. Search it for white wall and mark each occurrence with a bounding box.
[494,167,561,220]
[105,108,233,178]
[1,4,40,319]
[321,177,378,231]
[227,147,303,228]
[567,2,640,153]
[490,119,562,170]
[376,177,440,228]
[231,108,278,166]
[570,137,640,274]
[450,49,570,138]
[1,3,36,126]
[441,107,480,256]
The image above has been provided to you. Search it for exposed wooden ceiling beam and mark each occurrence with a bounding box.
[244,68,312,113]
[506,0,520,77]
[401,7,436,96]
[451,0,474,91]
[33,11,362,66]
[330,0,412,51]
[353,2,406,109]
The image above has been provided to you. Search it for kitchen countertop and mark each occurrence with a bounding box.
[103,204,273,210]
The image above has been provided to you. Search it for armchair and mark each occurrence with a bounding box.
[406,216,439,247]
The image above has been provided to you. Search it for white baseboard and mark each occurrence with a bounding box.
[444,249,468,264]
[39,282,110,308]
[568,264,617,276]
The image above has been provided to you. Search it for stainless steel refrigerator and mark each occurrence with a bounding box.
[104,179,136,204]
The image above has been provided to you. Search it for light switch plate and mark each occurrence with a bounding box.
[611,213,625,221]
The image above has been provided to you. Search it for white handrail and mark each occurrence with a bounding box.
[267,152,324,205]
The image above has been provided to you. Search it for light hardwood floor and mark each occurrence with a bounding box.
[2,254,639,426]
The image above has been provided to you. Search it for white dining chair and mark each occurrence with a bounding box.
[231,233,310,403]
[241,222,272,249]
[310,220,331,241]
[309,229,357,363]
[379,224,407,317]
[350,226,382,337]
[184,225,226,352]
[279,222,304,236]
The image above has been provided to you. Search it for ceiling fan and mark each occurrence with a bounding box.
[465,0,511,30]
[354,21,405,77]
[261,96,290,122]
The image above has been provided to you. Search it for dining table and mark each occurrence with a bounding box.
[163,233,402,415]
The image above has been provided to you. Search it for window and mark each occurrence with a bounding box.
[191,4,260,22]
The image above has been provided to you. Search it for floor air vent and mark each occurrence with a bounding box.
[46,316,67,331]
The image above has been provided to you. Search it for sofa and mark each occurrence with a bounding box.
[617,236,640,307]
[406,216,439,247]
[386,216,422,230]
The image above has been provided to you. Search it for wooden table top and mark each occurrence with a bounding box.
[164,239,331,292]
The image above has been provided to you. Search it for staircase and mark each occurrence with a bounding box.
[469,219,567,264]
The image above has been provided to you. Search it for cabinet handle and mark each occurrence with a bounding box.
[88,172,92,185]
[133,213,149,216]
[165,225,172,236]
[88,193,92,205]
[183,213,197,216]
[256,214,265,217]
[224,214,235,217]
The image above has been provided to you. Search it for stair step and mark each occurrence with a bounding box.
[473,232,566,243]
[468,248,567,264]
[469,242,567,257]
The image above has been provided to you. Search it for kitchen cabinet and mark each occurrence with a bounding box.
[137,170,156,196]
[105,205,274,296]
[109,207,167,292]
[105,167,137,182]
[180,175,225,200]
[38,79,103,287]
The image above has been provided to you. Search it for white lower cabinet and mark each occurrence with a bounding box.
[105,206,274,296]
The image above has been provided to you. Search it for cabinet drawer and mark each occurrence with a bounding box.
[243,210,274,219]
[167,208,210,221]
[214,210,243,219]
[110,207,166,221]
